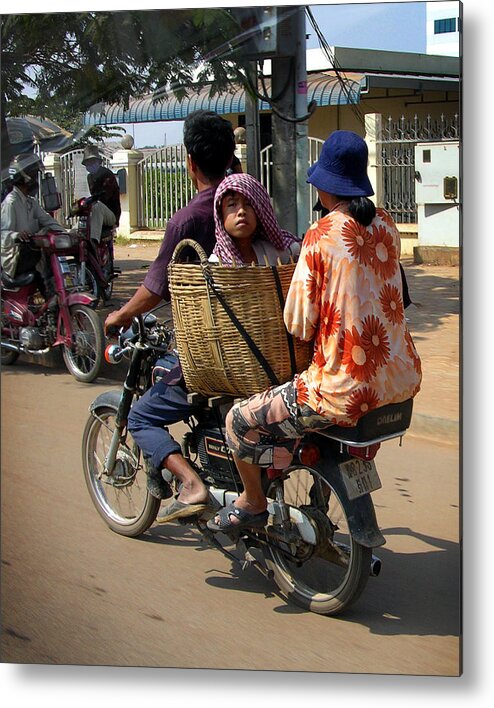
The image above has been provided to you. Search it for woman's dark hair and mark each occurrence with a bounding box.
[342,196,376,227]
[183,110,235,181]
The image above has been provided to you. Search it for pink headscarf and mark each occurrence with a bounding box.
[213,173,297,265]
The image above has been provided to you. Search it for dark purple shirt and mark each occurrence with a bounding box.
[143,186,216,301]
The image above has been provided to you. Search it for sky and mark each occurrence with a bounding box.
[117,1,429,148]
[6,1,436,148]
[124,1,429,148]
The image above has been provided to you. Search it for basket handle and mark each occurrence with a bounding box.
[170,238,210,267]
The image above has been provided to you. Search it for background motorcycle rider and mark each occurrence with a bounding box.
[1,153,67,294]
[81,145,121,243]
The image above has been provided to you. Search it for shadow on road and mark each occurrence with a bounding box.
[137,519,460,634]
[402,261,460,341]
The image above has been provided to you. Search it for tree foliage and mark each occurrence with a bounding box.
[1,9,249,132]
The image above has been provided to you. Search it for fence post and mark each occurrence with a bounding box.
[364,113,382,207]
[110,137,143,237]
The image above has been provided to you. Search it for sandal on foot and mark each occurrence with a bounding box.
[206,502,268,533]
[145,462,173,500]
[156,496,209,524]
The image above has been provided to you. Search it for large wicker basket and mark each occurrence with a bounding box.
[168,239,312,397]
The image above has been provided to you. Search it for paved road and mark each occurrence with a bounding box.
[1,358,460,675]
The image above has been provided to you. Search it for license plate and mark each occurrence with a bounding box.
[339,458,382,500]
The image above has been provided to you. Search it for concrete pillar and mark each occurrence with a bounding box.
[235,143,248,174]
[110,143,143,237]
[364,113,383,207]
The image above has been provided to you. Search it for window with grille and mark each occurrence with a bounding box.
[434,18,457,34]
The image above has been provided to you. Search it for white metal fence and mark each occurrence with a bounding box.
[58,148,111,226]
[376,113,460,223]
[260,136,324,228]
[136,144,195,230]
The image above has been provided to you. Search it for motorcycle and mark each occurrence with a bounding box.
[82,313,413,616]
[1,229,104,383]
[67,194,121,307]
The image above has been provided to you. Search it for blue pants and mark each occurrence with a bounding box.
[127,381,198,469]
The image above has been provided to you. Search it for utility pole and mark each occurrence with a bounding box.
[228,5,309,236]
[245,62,261,181]
[270,5,309,238]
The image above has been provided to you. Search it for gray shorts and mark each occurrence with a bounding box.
[224,378,333,469]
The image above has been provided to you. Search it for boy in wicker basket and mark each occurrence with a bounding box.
[126,172,299,523]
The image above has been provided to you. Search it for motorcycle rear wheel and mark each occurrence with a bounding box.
[101,255,114,302]
[78,264,101,308]
[62,304,104,382]
[82,404,160,536]
[265,465,371,616]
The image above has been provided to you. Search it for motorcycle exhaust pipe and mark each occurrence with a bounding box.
[370,555,382,577]
[339,542,382,577]
[1,342,21,352]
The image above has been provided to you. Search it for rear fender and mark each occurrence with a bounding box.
[67,291,98,308]
[304,447,386,548]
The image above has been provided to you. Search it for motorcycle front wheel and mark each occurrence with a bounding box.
[265,465,372,616]
[62,304,104,382]
[0,298,20,365]
[82,404,160,536]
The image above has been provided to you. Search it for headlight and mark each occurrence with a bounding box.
[54,233,75,249]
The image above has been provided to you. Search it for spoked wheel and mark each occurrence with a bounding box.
[1,345,19,366]
[82,405,160,536]
[0,301,20,366]
[62,304,103,382]
[101,256,115,302]
[265,466,372,616]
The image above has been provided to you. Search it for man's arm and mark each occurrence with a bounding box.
[104,284,162,335]
[33,200,67,232]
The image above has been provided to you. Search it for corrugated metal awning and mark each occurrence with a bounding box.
[83,71,364,126]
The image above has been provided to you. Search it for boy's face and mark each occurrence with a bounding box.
[221,191,257,241]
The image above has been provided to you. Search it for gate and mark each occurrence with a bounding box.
[260,136,324,228]
[376,113,460,223]
[136,144,195,230]
[58,148,111,226]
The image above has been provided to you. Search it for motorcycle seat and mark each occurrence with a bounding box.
[1,270,37,289]
[317,398,414,445]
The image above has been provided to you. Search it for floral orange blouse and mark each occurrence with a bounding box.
[284,204,422,426]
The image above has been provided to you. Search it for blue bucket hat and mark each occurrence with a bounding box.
[307,130,374,197]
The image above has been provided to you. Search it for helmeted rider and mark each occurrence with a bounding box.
[81,145,121,243]
[1,153,67,291]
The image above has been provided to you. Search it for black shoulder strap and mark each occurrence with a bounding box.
[203,270,279,387]
[271,266,297,376]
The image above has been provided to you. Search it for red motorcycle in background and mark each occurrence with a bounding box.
[1,229,104,383]
[68,194,121,307]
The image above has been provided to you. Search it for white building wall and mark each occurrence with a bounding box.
[426,1,461,56]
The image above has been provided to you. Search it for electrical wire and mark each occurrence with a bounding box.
[305,6,366,126]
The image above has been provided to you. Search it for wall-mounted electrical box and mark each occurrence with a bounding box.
[414,141,460,247]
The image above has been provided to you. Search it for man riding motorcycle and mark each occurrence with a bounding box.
[1,153,68,295]
[81,145,121,243]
